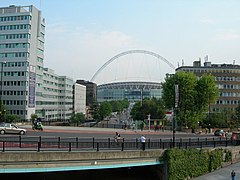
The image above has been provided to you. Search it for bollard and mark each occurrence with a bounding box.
[2,141,5,152]
[58,137,61,148]
[37,141,41,152]
[160,139,162,149]
[136,138,138,149]
[76,137,78,149]
[69,142,71,152]
[97,142,99,151]
[121,142,124,151]
[19,135,22,148]
[226,137,228,147]
[93,137,95,149]
[108,138,110,149]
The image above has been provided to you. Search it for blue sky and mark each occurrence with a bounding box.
[1,0,240,84]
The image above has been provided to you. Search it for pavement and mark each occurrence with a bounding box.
[193,162,240,180]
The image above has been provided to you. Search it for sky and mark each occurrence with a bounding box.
[1,0,240,85]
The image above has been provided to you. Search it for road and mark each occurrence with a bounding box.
[16,125,218,140]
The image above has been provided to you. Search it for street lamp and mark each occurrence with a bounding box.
[173,83,179,148]
[0,61,6,122]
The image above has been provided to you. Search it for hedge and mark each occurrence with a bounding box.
[162,148,232,180]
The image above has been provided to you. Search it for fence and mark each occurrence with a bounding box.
[0,136,238,152]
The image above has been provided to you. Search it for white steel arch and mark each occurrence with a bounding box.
[91,50,175,82]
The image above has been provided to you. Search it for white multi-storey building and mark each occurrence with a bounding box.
[73,83,86,115]
[0,5,73,121]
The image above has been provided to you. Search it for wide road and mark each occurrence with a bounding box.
[1,125,221,141]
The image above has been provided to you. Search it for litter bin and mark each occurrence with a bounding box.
[231,132,240,146]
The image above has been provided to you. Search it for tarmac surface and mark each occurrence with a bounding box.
[193,162,240,180]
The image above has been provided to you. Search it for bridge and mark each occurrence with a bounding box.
[0,150,165,176]
[1,138,240,176]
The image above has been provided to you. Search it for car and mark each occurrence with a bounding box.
[214,129,224,136]
[0,123,26,135]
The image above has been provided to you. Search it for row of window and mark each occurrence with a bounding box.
[0,52,29,58]
[4,61,29,67]
[216,100,240,105]
[3,100,26,106]
[0,33,30,40]
[3,81,28,86]
[218,84,240,89]
[0,24,31,31]
[183,68,240,74]
[3,71,28,77]
[0,43,30,48]
[3,90,27,96]
[220,92,240,97]
[215,76,240,81]
[0,15,31,22]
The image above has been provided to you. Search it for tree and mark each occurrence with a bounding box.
[99,101,112,120]
[70,113,85,126]
[162,72,219,129]
[90,101,101,121]
[130,98,165,121]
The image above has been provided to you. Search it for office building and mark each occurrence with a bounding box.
[73,83,86,115]
[176,59,240,112]
[76,80,96,106]
[0,5,74,121]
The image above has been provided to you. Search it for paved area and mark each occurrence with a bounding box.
[193,162,240,180]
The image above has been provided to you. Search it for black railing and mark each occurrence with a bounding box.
[0,136,239,152]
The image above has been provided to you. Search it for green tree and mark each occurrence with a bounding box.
[90,101,101,121]
[162,72,219,129]
[99,101,112,120]
[30,114,38,121]
[130,98,165,121]
[4,114,19,123]
[70,113,85,126]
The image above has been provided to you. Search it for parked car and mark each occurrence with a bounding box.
[214,129,224,136]
[0,123,26,135]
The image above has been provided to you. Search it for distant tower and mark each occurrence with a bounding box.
[182,59,184,66]
[233,60,235,65]
[204,55,209,62]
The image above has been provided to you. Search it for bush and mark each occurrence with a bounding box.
[162,148,225,180]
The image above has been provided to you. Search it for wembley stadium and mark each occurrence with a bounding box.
[97,81,162,102]
[92,50,175,103]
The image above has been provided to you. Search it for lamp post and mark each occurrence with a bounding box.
[173,83,179,148]
[0,61,6,122]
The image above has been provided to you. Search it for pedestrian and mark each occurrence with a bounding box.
[140,134,146,151]
[231,170,236,180]
[114,132,121,144]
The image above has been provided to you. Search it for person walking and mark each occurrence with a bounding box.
[231,170,236,180]
[140,134,146,151]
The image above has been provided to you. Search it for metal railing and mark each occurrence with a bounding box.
[0,136,238,152]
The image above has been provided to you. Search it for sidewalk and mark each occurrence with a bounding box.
[193,162,240,180]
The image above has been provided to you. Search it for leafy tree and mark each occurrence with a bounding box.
[130,98,165,121]
[90,101,101,121]
[4,114,19,123]
[99,101,112,120]
[162,72,219,129]
[70,113,85,125]
[30,114,38,121]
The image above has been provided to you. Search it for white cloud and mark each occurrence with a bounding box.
[214,29,240,41]
[200,18,216,25]
[44,23,137,83]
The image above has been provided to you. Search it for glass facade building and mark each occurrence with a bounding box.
[97,81,162,102]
